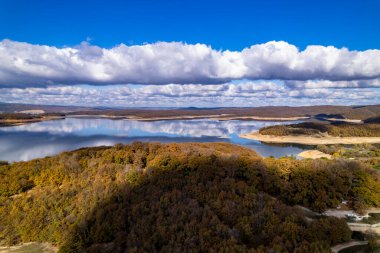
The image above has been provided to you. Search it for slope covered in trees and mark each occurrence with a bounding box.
[0,142,379,252]
[259,122,380,137]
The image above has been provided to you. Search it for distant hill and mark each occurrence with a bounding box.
[0,102,98,114]
[181,106,225,110]
[1,102,380,120]
[68,104,380,120]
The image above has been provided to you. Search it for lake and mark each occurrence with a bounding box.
[0,117,308,162]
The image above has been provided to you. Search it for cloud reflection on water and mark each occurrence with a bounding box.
[0,118,305,162]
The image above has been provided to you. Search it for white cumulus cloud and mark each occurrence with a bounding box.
[285,79,380,89]
[1,40,380,87]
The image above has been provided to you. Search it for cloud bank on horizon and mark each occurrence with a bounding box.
[1,82,378,108]
[0,39,379,107]
[1,39,380,87]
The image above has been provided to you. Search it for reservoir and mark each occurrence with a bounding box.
[0,117,308,162]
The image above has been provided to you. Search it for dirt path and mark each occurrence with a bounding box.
[348,223,380,234]
[0,242,57,253]
[331,240,368,253]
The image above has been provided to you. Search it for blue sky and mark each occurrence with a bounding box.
[1,0,379,50]
[0,0,379,107]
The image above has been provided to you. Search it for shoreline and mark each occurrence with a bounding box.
[209,116,309,121]
[297,150,332,159]
[0,114,368,127]
[68,114,309,121]
[0,116,64,127]
[240,131,380,145]
[323,117,363,123]
[0,114,308,126]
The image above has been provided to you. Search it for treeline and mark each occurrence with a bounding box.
[0,142,379,252]
[259,122,380,137]
[0,113,42,120]
[317,144,380,158]
[364,116,380,124]
[263,157,380,212]
[329,122,380,137]
[316,144,380,171]
[0,113,65,120]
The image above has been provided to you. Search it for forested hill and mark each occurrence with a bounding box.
[259,121,380,137]
[1,142,380,252]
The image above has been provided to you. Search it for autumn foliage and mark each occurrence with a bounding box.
[0,142,378,252]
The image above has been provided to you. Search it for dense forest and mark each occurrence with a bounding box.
[259,122,380,137]
[1,142,379,252]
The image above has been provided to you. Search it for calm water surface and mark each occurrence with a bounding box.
[0,118,308,162]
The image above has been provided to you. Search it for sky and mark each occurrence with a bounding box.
[0,0,379,107]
